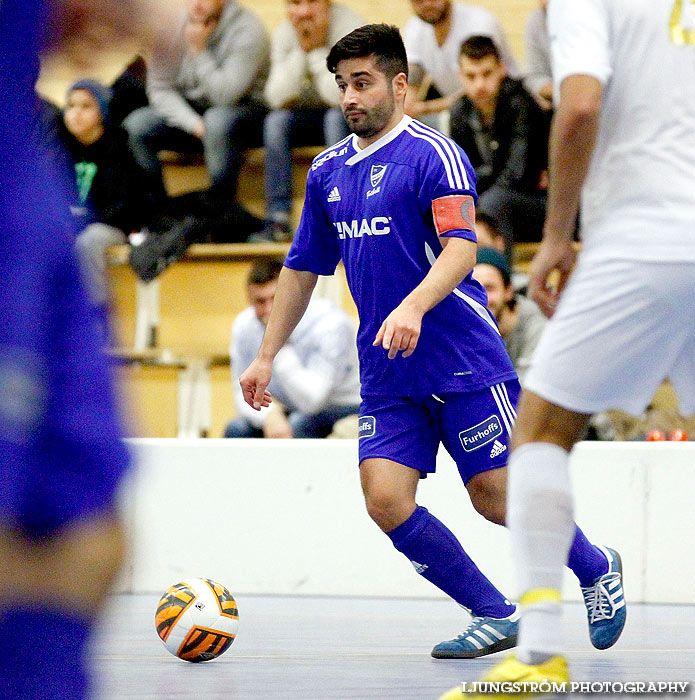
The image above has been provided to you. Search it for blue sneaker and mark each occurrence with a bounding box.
[432,608,520,659]
[581,545,626,649]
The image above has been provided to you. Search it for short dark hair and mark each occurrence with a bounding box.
[475,211,504,238]
[459,35,501,62]
[327,24,408,81]
[247,257,284,286]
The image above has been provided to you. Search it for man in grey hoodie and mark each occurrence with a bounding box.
[125,0,269,202]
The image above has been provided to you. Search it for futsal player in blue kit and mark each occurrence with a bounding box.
[240,24,624,659]
[0,1,162,698]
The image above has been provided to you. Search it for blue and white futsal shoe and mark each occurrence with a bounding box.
[432,607,520,658]
[581,545,626,649]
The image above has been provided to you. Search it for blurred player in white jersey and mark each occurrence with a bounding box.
[440,0,695,697]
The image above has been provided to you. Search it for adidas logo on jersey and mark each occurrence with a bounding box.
[327,186,341,202]
[489,439,507,458]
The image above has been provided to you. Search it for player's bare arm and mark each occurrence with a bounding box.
[374,236,477,359]
[240,267,318,409]
[531,74,602,317]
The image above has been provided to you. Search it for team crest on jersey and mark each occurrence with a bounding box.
[459,415,502,452]
[359,415,376,438]
[367,165,387,198]
[370,164,388,188]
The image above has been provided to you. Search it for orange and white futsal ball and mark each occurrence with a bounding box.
[155,578,239,662]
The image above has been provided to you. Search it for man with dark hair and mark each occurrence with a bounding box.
[450,35,549,246]
[240,23,615,659]
[473,247,546,383]
[325,22,409,78]
[402,0,520,121]
[475,211,507,255]
[226,257,361,439]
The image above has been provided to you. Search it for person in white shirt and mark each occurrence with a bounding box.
[225,257,361,438]
[258,0,365,241]
[440,0,695,696]
[403,0,520,121]
[523,0,552,111]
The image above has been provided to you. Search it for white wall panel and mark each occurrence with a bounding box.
[116,439,695,604]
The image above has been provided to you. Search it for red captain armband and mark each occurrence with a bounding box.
[432,195,476,236]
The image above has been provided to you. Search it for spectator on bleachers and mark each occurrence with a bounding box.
[124,0,269,205]
[472,247,546,383]
[523,0,552,111]
[450,35,549,246]
[257,0,364,242]
[475,211,507,256]
[403,0,520,125]
[59,79,154,330]
[226,258,361,439]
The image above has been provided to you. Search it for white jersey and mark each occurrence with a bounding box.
[548,0,695,261]
[403,2,520,97]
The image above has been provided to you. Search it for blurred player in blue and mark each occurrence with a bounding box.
[240,23,619,659]
[0,1,165,698]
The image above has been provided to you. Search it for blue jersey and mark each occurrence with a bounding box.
[0,0,131,537]
[285,116,516,396]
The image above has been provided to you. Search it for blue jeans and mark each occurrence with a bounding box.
[124,102,266,198]
[263,107,349,218]
[224,403,360,439]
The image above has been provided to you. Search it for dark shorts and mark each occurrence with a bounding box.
[358,380,520,484]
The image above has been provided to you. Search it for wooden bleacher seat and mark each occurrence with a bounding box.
[107,241,291,349]
[107,242,355,438]
[511,241,582,272]
[109,346,231,438]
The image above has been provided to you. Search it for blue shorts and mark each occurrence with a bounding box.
[358,380,520,484]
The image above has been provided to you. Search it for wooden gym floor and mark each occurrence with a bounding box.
[92,594,695,699]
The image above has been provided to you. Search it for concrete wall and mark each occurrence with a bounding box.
[116,439,695,604]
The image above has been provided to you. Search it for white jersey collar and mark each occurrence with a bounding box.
[346,115,413,166]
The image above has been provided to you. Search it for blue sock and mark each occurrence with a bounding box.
[568,525,609,586]
[0,607,91,700]
[387,505,515,618]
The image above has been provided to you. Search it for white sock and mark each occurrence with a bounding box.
[508,442,575,661]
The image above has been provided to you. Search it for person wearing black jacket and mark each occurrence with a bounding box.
[58,79,155,317]
[450,35,549,245]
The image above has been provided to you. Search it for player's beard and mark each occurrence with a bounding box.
[344,87,396,140]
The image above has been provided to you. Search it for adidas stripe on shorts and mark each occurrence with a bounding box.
[358,379,521,483]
